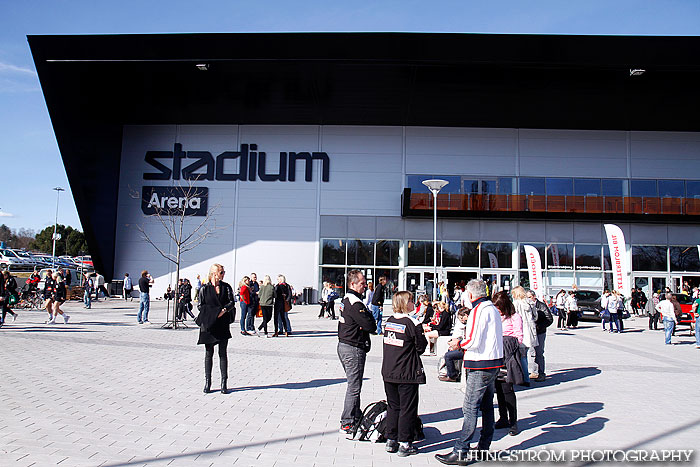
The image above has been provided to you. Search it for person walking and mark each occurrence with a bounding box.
[656,293,677,345]
[50,272,70,324]
[195,263,235,394]
[337,269,376,437]
[601,290,622,333]
[370,275,387,335]
[319,281,331,318]
[274,275,293,337]
[554,289,567,330]
[178,278,195,321]
[435,279,504,465]
[247,272,260,334]
[238,276,252,335]
[381,290,427,457]
[565,291,579,328]
[692,296,700,349]
[123,273,133,301]
[1,270,19,324]
[43,269,56,323]
[492,291,524,436]
[526,289,553,382]
[137,270,153,324]
[257,275,275,336]
[83,272,94,309]
[194,274,202,302]
[511,286,537,385]
[95,272,109,299]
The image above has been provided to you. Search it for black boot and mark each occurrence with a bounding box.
[221,378,228,394]
[203,378,211,394]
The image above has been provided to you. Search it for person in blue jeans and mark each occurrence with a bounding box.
[655,293,677,345]
[436,279,504,466]
[370,276,387,335]
[137,270,153,324]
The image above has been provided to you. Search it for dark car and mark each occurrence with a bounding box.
[670,293,697,334]
[574,290,603,321]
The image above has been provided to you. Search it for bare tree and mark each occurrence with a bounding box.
[131,179,224,328]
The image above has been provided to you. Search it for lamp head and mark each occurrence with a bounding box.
[422,179,449,194]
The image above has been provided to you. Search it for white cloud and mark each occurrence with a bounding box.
[0,211,15,217]
[0,61,36,75]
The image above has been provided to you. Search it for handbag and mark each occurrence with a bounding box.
[601,309,611,319]
[284,301,292,313]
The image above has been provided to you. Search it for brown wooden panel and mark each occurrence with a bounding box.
[643,197,660,214]
[529,195,547,212]
[567,195,586,213]
[510,195,526,211]
[661,198,682,215]
[547,195,566,212]
[685,198,700,215]
[604,196,624,213]
[624,197,643,214]
[410,193,431,210]
[489,194,509,211]
[584,196,602,213]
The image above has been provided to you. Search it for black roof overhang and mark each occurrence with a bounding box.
[27,32,700,280]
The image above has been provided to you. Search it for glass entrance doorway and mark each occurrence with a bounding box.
[481,271,516,296]
[633,276,667,306]
[406,271,436,298]
[446,271,478,295]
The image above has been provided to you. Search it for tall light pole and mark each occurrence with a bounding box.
[422,179,448,300]
[51,187,65,268]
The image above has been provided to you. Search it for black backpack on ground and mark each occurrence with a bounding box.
[355,400,425,442]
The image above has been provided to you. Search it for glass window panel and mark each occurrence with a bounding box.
[576,272,603,290]
[546,271,574,289]
[631,245,667,271]
[374,268,399,299]
[438,176,462,194]
[670,246,700,272]
[601,179,624,196]
[320,267,346,293]
[346,239,375,265]
[481,180,497,194]
[658,180,684,198]
[480,242,513,269]
[376,240,399,266]
[547,243,574,270]
[631,179,657,197]
[407,175,429,193]
[442,242,461,267]
[519,271,530,289]
[686,181,700,198]
[575,244,602,270]
[407,240,434,267]
[546,178,573,196]
[321,238,345,265]
[519,243,545,269]
[519,177,545,195]
[574,178,601,196]
[498,177,514,194]
[463,179,479,194]
[461,242,479,267]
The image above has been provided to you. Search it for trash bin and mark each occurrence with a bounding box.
[303,287,314,305]
[110,280,124,297]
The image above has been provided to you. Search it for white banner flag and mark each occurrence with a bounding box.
[604,224,631,297]
[488,253,498,268]
[524,245,544,300]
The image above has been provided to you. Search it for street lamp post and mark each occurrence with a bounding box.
[422,179,448,301]
[51,187,65,268]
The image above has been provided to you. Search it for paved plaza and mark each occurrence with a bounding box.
[1,297,699,466]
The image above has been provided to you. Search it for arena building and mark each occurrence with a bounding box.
[29,33,700,300]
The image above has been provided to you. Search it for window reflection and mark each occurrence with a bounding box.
[670,246,700,272]
[575,244,601,270]
[480,243,513,268]
[547,243,574,270]
[376,240,400,266]
[346,239,375,265]
[631,245,667,271]
[519,243,545,269]
[322,239,345,265]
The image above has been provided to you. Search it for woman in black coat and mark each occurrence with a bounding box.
[273,274,293,337]
[195,263,235,394]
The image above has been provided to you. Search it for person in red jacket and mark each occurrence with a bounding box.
[238,276,251,335]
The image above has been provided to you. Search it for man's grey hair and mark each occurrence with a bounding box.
[665,293,673,300]
[467,279,487,299]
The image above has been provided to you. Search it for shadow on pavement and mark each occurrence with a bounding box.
[229,377,354,392]
[1,326,102,333]
[519,367,601,390]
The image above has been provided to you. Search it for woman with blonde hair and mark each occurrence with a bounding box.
[382,291,427,457]
[195,263,235,393]
[511,286,537,384]
[257,275,275,335]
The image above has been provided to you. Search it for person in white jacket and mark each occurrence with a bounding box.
[656,293,677,345]
[511,286,537,384]
[435,279,503,464]
[600,290,621,333]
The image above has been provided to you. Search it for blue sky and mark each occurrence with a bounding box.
[1,0,699,233]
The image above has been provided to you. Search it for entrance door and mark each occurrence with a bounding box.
[446,271,478,295]
[634,275,668,304]
[481,271,516,296]
[405,271,436,298]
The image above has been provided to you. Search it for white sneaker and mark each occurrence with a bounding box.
[63,315,70,324]
[47,318,56,324]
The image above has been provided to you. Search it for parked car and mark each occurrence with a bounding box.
[0,248,32,271]
[75,255,94,268]
[37,267,83,292]
[11,249,47,269]
[574,290,603,321]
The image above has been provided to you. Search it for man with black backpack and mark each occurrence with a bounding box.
[337,269,376,438]
[526,289,553,382]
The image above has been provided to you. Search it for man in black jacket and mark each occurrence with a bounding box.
[526,290,553,382]
[370,275,386,335]
[337,269,376,438]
